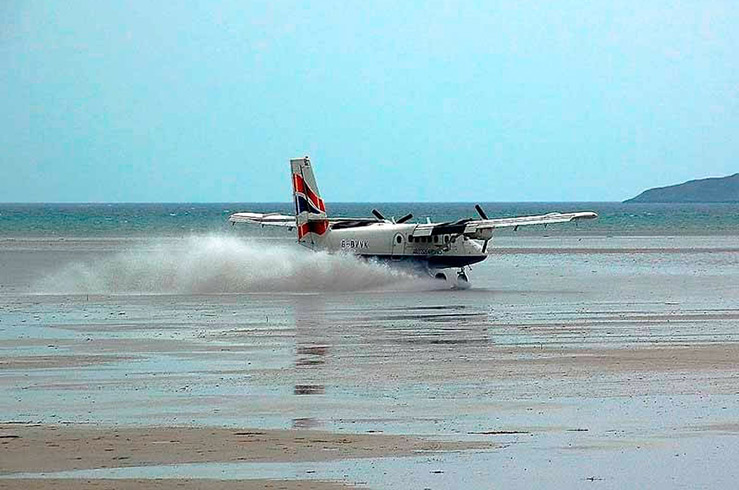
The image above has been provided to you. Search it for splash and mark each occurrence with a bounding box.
[34,235,428,295]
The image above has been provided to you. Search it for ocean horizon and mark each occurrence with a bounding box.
[1,202,738,237]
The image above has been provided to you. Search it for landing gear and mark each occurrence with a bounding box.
[455,268,471,290]
[429,268,471,289]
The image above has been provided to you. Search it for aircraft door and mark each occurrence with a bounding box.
[391,233,405,258]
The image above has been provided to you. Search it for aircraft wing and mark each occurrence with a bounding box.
[412,211,598,238]
[473,211,598,230]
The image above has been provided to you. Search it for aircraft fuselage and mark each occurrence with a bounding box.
[302,222,488,270]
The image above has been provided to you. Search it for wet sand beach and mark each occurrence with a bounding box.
[0,480,352,490]
[2,235,739,488]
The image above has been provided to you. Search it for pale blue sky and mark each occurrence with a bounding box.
[2,1,738,202]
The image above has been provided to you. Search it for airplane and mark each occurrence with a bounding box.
[230,156,597,288]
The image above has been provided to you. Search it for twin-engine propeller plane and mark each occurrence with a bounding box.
[230,157,597,288]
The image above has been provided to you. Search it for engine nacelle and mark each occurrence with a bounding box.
[470,228,493,241]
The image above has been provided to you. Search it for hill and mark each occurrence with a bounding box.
[624,173,739,203]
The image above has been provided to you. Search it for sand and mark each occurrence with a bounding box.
[0,424,493,473]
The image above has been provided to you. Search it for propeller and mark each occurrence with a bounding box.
[396,213,413,224]
[374,208,413,224]
[372,209,387,221]
[475,204,491,253]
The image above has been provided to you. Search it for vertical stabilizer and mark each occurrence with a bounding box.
[291,156,329,247]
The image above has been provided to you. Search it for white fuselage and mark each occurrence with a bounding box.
[302,222,487,270]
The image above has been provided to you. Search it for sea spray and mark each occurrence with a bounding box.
[34,235,426,294]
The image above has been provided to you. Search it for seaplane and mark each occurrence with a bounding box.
[230,157,597,288]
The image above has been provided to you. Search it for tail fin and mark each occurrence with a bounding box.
[291,156,329,246]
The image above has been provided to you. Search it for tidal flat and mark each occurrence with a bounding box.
[1,235,739,489]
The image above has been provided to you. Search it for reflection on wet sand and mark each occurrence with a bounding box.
[293,297,329,428]
[294,384,325,395]
[292,417,321,429]
[296,345,329,365]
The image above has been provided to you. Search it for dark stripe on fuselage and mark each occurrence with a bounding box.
[357,253,486,269]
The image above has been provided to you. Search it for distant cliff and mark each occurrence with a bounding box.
[624,173,739,203]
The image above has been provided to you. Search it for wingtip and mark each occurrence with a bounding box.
[570,211,598,220]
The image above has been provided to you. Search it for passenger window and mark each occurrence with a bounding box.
[396,235,402,244]
[433,235,439,244]
[409,235,414,243]
[445,235,450,243]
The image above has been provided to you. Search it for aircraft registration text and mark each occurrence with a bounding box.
[341,239,369,250]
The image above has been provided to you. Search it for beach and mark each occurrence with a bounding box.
[2,229,739,488]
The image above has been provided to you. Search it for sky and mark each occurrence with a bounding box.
[1,1,738,202]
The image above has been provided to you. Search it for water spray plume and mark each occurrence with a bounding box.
[34,235,433,295]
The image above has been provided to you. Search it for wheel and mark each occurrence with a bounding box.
[455,270,471,290]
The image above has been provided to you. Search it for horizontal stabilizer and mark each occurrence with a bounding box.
[229,212,297,227]
[230,212,380,228]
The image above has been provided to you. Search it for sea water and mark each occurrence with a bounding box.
[1,202,738,238]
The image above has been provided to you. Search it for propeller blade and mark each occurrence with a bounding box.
[396,213,413,224]
[475,204,489,220]
[372,209,386,221]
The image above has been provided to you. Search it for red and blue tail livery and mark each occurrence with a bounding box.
[290,157,329,240]
[293,173,325,215]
